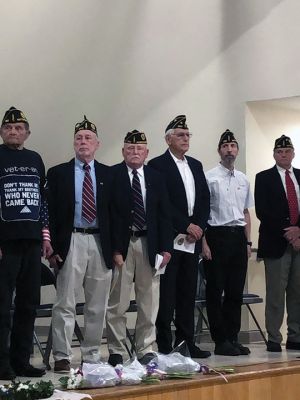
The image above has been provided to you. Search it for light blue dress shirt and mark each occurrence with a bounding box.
[73,158,98,228]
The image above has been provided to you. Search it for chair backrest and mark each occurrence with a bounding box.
[41,263,56,287]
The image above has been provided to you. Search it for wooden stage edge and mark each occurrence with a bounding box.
[81,359,300,400]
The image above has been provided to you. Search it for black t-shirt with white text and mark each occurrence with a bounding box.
[0,144,45,242]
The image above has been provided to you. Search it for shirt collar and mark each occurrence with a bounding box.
[75,158,95,170]
[276,164,293,174]
[126,164,144,177]
[168,149,188,164]
[218,162,235,177]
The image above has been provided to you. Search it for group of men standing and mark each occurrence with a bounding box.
[0,106,299,380]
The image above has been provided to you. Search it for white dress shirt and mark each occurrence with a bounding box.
[205,163,253,227]
[169,150,195,217]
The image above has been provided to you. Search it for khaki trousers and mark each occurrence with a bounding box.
[106,237,160,359]
[52,233,112,362]
[264,245,300,344]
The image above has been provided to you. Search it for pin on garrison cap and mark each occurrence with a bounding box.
[124,129,147,144]
[2,106,28,126]
[165,115,188,134]
[274,135,294,150]
[74,115,97,136]
[218,129,238,149]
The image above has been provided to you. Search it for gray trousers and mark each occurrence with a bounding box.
[264,245,300,344]
[106,237,160,359]
[52,233,112,362]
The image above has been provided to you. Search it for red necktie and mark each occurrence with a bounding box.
[285,170,299,225]
[82,164,97,223]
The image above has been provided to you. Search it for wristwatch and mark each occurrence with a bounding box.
[247,241,252,246]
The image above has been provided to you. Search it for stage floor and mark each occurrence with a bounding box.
[3,341,300,386]
[86,359,300,400]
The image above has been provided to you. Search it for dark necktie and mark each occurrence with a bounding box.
[132,169,146,230]
[285,170,299,225]
[82,164,97,223]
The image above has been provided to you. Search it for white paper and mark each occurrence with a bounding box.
[173,234,195,254]
[154,253,166,276]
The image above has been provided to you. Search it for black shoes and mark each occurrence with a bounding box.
[266,340,282,352]
[187,344,211,359]
[286,341,300,350]
[138,352,157,365]
[0,365,16,380]
[215,340,241,356]
[54,359,71,373]
[108,353,123,367]
[231,341,251,355]
[13,364,46,377]
[266,340,300,352]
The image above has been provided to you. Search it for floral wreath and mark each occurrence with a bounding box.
[0,380,54,400]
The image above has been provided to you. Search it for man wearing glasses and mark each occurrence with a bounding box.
[148,115,211,358]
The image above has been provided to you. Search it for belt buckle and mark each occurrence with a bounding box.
[130,230,139,241]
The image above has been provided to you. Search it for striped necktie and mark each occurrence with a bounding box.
[132,169,146,230]
[82,163,97,223]
[285,170,299,225]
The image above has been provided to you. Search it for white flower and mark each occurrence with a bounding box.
[17,383,29,391]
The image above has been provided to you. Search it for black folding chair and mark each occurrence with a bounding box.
[194,260,267,345]
[33,263,84,370]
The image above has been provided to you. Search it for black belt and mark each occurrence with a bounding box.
[207,225,244,233]
[73,227,100,234]
[130,230,147,238]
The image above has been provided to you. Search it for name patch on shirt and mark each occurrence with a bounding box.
[0,174,41,221]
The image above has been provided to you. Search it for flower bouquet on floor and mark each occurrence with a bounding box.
[59,363,119,390]
[115,358,147,385]
[141,342,201,383]
[153,342,201,375]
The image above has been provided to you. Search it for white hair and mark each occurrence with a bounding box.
[164,128,174,137]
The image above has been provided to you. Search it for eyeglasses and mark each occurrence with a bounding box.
[171,132,193,139]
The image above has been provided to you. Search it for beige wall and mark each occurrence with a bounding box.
[4,0,300,338]
[2,0,300,172]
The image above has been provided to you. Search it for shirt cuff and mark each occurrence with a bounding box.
[42,227,51,242]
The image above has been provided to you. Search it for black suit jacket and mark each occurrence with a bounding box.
[148,150,210,245]
[111,162,173,267]
[47,159,112,268]
[255,165,300,258]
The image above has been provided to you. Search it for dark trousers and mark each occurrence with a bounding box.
[0,240,41,368]
[203,227,248,344]
[156,249,199,353]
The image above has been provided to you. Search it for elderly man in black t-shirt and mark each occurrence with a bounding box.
[0,107,52,380]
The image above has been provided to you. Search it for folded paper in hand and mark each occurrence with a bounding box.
[173,234,195,254]
[154,253,166,276]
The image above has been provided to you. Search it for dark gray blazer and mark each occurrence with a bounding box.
[47,159,113,268]
[255,165,300,258]
[148,150,210,246]
[110,161,173,267]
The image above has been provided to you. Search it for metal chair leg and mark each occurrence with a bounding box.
[246,304,267,344]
